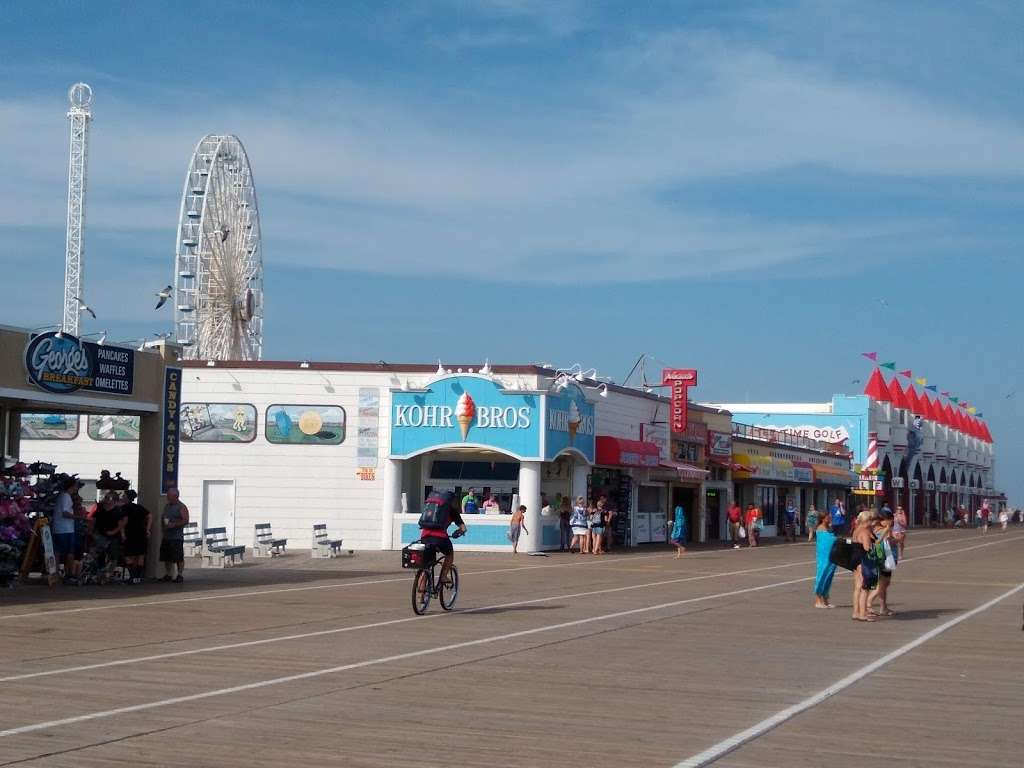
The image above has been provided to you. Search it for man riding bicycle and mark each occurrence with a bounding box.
[419,491,467,585]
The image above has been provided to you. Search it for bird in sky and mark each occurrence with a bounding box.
[1006,391,1016,399]
[851,379,862,385]
[154,286,173,310]
[72,296,96,319]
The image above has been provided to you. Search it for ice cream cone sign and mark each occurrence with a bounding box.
[567,400,581,443]
[456,392,476,441]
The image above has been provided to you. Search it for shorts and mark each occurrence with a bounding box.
[571,527,588,536]
[419,535,453,559]
[591,526,604,535]
[124,535,148,557]
[52,532,75,557]
[509,524,522,544]
[160,538,185,563]
[859,556,880,591]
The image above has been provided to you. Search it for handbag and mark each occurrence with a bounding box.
[738,525,747,539]
[882,540,897,571]
[829,538,857,571]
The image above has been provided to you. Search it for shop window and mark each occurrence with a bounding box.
[19,414,79,440]
[265,405,346,445]
[637,485,662,514]
[87,415,140,441]
[180,403,256,443]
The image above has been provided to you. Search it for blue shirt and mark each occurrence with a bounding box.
[831,503,846,526]
[784,505,797,522]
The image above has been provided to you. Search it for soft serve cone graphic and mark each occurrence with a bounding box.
[456,392,476,441]
[568,400,582,442]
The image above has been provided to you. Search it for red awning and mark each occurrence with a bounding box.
[595,436,661,468]
[659,461,710,482]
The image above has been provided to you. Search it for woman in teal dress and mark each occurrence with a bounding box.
[814,514,837,608]
[671,505,687,559]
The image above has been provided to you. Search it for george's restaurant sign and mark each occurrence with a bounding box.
[24,331,134,396]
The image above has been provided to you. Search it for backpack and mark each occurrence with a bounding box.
[418,494,450,529]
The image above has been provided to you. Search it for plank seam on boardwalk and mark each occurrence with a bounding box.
[1,535,1020,739]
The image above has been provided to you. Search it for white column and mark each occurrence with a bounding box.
[519,461,543,552]
[382,458,403,550]
[572,462,590,502]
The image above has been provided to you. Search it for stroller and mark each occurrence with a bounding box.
[78,536,129,585]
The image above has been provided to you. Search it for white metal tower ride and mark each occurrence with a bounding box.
[62,83,93,336]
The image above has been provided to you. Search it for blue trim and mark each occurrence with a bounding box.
[401,522,511,547]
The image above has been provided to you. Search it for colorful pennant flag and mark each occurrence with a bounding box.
[915,377,927,387]
[861,352,878,362]
[898,369,912,379]
[880,362,896,371]
[940,391,950,397]
[950,396,959,403]
[967,406,977,414]
[976,412,984,418]
[925,385,937,392]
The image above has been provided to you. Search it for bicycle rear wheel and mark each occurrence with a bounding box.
[411,569,432,615]
[439,564,459,611]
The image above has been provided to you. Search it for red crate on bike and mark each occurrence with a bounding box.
[401,542,436,569]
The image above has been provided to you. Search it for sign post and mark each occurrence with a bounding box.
[662,369,698,435]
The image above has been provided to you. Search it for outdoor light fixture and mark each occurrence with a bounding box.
[299,360,310,368]
[598,383,609,398]
[206,360,216,367]
[480,360,492,376]
[436,360,446,375]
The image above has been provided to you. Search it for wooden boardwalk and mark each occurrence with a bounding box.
[1,528,1022,767]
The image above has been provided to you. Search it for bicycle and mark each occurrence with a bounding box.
[402,530,463,615]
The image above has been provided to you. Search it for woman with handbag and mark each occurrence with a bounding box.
[569,498,589,554]
[851,510,881,622]
[868,512,897,617]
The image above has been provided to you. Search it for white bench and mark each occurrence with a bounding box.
[202,527,246,568]
[183,522,203,557]
[253,523,287,557]
[312,523,350,558]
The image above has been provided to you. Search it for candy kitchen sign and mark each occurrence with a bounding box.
[391,375,542,460]
[24,331,135,396]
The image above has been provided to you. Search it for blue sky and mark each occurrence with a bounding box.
[0,1,1020,499]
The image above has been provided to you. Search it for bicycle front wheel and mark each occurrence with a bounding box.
[412,569,432,615]
[439,564,459,611]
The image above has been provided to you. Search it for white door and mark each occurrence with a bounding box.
[202,480,236,542]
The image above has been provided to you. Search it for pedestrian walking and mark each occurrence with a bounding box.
[868,510,897,617]
[892,505,908,557]
[806,504,819,542]
[508,505,528,554]
[727,501,743,549]
[999,507,1009,531]
[813,515,836,608]
[745,504,761,548]
[783,499,798,542]
[830,497,847,536]
[558,497,572,551]
[570,498,589,553]
[159,488,190,583]
[670,505,687,558]
[979,502,990,533]
[121,489,151,584]
[589,503,605,555]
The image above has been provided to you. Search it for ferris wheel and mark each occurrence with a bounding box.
[173,135,263,360]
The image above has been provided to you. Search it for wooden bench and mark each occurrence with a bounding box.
[312,523,349,558]
[253,523,287,557]
[202,527,246,568]
[183,522,203,557]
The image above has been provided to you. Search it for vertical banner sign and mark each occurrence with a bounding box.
[662,368,698,434]
[161,367,182,493]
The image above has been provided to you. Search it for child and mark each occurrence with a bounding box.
[509,505,529,554]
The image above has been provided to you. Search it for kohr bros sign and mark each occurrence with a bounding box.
[24,331,135,396]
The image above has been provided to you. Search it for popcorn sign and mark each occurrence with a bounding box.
[662,368,698,435]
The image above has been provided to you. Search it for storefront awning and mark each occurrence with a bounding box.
[731,452,759,478]
[811,463,856,486]
[709,456,757,474]
[595,436,661,468]
[658,461,710,482]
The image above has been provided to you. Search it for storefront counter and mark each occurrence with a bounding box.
[392,513,560,551]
